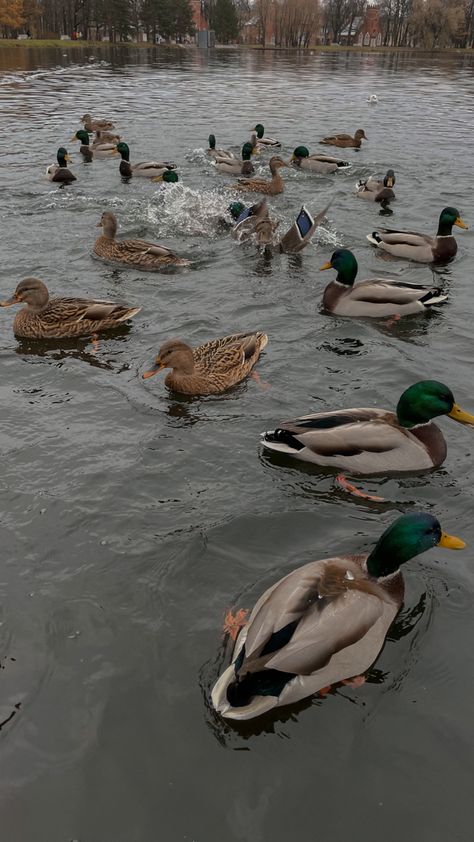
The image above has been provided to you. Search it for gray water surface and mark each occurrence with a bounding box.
[1,46,474,842]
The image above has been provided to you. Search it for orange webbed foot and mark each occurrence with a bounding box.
[341,675,366,688]
[223,608,248,641]
[383,313,401,328]
[251,371,270,390]
[90,332,100,354]
[335,474,385,503]
[318,685,332,697]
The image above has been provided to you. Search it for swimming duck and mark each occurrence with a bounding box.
[46,147,76,183]
[93,212,188,270]
[0,278,140,339]
[207,134,235,160]
[367,207,468,263]
[356,171,395,207]
[358,169,395,193]
[142,332,268,395]
[212,512,464,721]
[231,156,289,195]
[251,124,281,148]
[93,129,121,145]
[215,142,254,176]
[81,113,115,132]
[319,129,367,148]
[320,249,447,317]
[291,146,350,174]
[261,380,474,474]
[233,201,331,255]
[367,94,378,103]
[116,142,176,180]
[71,130,117,160]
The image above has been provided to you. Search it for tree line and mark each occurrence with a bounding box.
[1,0,474,49]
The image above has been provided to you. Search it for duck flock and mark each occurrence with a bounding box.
[3,109,471,723]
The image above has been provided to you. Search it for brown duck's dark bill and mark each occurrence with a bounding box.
[0,296,18,307]
[455,217,468,229]
[142,361,164,380]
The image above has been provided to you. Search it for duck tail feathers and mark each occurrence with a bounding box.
[367,232,381,245]
[421,289,448,307]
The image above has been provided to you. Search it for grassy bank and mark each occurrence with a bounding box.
[0,39,472,55]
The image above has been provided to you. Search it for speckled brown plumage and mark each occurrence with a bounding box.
[320,129,367,148]
[231,156,289,195]
[0,278,140,339]
[93,212,188,270]
[143,332,268,395]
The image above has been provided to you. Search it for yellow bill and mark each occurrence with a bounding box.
[448,403,474,425]
[320,261,333,271]
[455,217,468,229]
[438,531,465,550]
[142,359,164,379]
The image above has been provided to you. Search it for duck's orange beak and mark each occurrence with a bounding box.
[438,531,465,549]
[320,261,333,271]
[448,403,474,425]
[455,217,468,229]
[142,358,164,379]
[0,294,19,307]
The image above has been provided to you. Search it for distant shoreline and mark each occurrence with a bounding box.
[0,39,473,55]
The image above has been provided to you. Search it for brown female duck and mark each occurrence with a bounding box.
[262,380,474,474]
[143,332,268,395]
[93,212,188,270]
[81,113,115,132]
[320,129,367,148]
[230,156,289,195]
[0,279,140,339]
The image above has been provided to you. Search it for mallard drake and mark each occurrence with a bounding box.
[142,332,268,395]
[231,156,289,195]
[261,380,474,474]
[46,148,76,183]
[319,129,367,148]
[71,130,117,160]
[93,129,121,145]
[356,171,395,206]
[367,207,468,263]
[116,142,176,180]
[93,211,188,270]
[212,512,464,721]
[251,124,281,147]
[215,142,254,176]
[0,278,140,339]
[320,249,447,317]
[291,146,350,174]
[207,134,234,160]
[358,169,395,193]
[81,113,115,132]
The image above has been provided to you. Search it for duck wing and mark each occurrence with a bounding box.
[239,557,389,677]
[44,297,137,324]
[349,279,437,304]
[262,408,435,473]
[133,161,176,171]
[195,332,267,374]
[373,228,435,247]
[118,238,179,258]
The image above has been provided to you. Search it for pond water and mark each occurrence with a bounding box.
[0,44,473,842]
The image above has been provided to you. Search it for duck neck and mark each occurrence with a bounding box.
[437,218,454,236]
[335,264,357,287]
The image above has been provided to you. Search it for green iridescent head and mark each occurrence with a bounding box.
[229,201,246,220]
[253,124,265,139]
[292,146,309,161]
[208,134,216,150]
[437,207,468,235]
[366,512,464,578]
[162,170,178,183]
[57,147,69,166]
[241,142,254,161]
[320,249,358,286]
[116,142,130,161]
[74,129,90,145]
[396,380,474,428]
